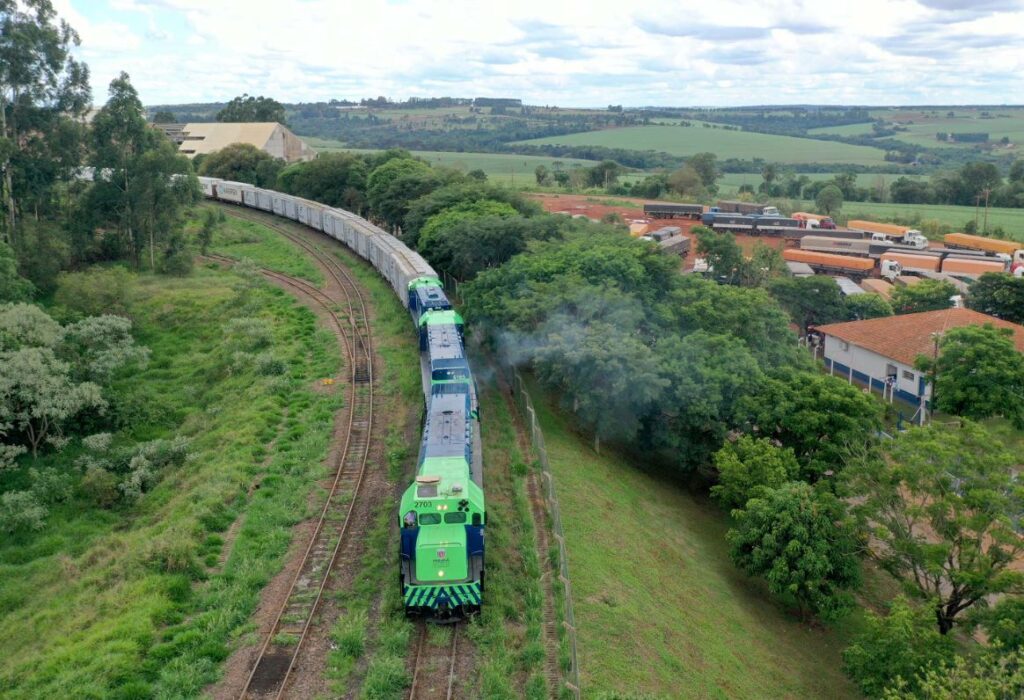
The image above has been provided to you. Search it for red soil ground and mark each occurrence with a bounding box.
[526,193,792,271]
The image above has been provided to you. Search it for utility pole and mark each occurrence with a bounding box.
[982,188,991,234]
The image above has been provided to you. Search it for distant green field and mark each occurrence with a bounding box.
[529,380,859,698]
[826,201,1024,237]
[867,107,1024,150]
[306,138,601,183]
[515,125,891,165]
[808,122,876,136]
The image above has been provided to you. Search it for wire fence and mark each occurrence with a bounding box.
[510,369,581,699]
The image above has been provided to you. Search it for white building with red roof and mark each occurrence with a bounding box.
[813,308,1024,405]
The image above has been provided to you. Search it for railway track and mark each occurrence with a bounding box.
[408,623,459,700]
[207,207,378,699]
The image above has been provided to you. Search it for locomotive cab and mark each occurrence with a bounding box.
[408,277,451,323]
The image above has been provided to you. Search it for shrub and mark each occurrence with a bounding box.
[843,596,954,697]
[0,490,48,532]
[710,435,799,509]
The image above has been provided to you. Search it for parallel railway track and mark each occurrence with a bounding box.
[207,204,378,699]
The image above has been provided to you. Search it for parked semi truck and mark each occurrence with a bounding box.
[880,251,1008,279]
[792,212,837,230]
[782,249,900,280]
[848,220,929,249]
[715,200,780,216]
[799,236,893,256]
[943,233,1024,268]
[643,202,704,219]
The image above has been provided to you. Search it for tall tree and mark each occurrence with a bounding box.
[216,94,286,124]
[0,0,90,244]
[90,73,198,269]
[915,323,1024,427]
[966,272,1024,323]
[687,151,719,190]
[768,275,847,334]
[815,184,844,216]
[737,369,883,483]
[845,421,1024,634]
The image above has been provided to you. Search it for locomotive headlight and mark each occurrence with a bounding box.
[438,570,445,577]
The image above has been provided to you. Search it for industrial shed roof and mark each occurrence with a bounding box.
[815,308,1024,366]
[176,122,315,162]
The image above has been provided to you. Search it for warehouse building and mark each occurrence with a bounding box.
[171,122,315,163]
[813,308,1024,405]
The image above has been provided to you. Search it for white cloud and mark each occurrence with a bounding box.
[65,0,1024,106]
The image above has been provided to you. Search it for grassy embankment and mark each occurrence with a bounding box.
[526,379,861,699]
[515,125,890,165]
[0,219,342,697]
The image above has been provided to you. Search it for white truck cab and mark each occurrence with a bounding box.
[871,230,929,250]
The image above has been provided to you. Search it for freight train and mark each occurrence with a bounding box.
[197,177,485,619]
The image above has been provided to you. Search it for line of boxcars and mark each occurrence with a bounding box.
[199,177,485,619]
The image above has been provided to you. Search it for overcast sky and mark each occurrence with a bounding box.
[56,0,1024,108]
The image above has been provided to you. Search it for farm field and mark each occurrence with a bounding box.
[515,125,891,165]
[829,201,1024,238]
[306,138,601,183]
[527,380,859,698]
[870,107,1024,149]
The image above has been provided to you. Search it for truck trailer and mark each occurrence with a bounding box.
[643,202,703,219]
[940,256,1008,278]
[782,249,877,278]
[799,236,891,256]
[943,233,1024,267]
[716,200,780,216]
[792,212,837,230]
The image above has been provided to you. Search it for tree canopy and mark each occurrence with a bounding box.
[215,93,286,124]
[916,323,1024,427]
[727,481,861,618]
[891,279,956,314]
[966,273,1024,324]
[197,143,284,189]
[845,421,1024,634]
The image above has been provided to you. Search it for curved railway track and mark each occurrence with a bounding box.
[408,623,459,700]
[206,205,378,699]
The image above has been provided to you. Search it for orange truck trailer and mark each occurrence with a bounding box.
[941,256,1009,278]
[782,249,876,276]
[847,220,917,237]
[943,233,1023,260]
[881,252,941,273]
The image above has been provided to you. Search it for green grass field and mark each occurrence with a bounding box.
[516,125,891,165]
[527,381,859,698]
[827,201,1024,238]
[306,138,602,183]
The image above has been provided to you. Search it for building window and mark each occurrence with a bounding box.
[903,370,914,381]
[839,340,849,351]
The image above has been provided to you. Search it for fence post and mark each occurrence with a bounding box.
[509,370,581,698]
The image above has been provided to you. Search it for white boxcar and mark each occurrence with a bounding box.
[256,189,273,212]
[197,176,216,197]
[241,184,258,208]
[214,180,246,204]
[297,199,325,231]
